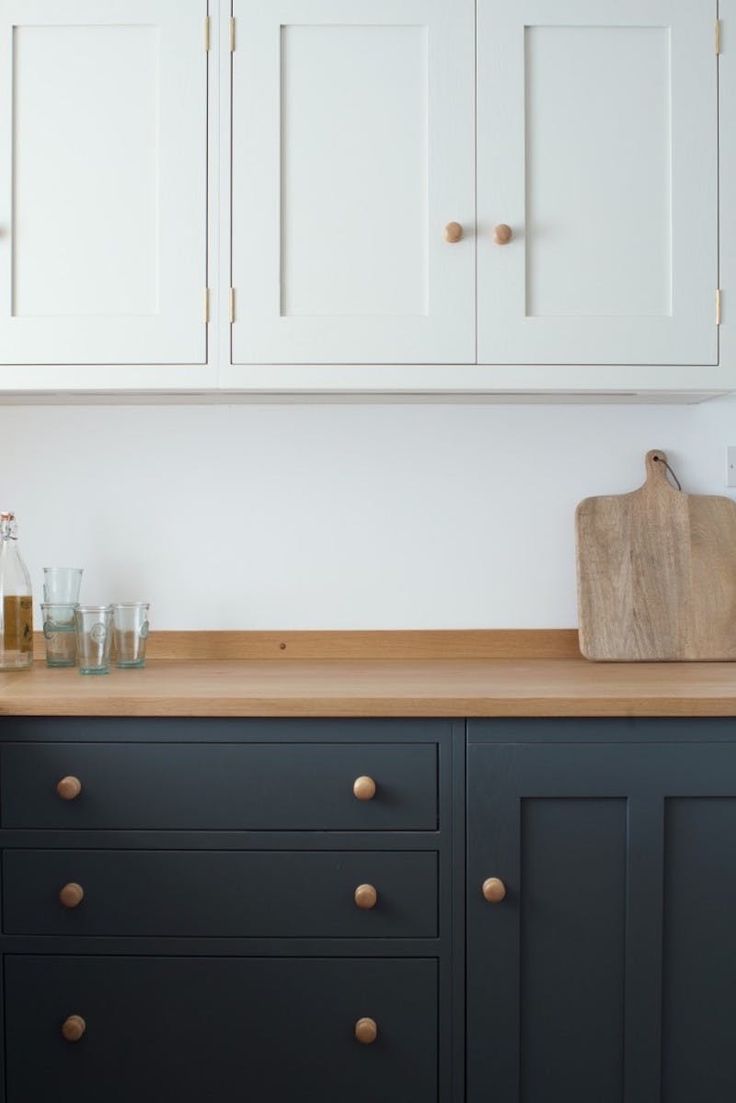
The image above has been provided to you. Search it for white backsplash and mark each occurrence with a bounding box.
[2,397,735,629]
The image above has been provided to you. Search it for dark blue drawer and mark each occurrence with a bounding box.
[1,740,438,830]
[4,848,439,938]
[5,955,438,1103]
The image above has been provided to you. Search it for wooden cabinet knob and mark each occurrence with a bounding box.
[57,776,82,801]
[59,882,85,909]
[353,776,376,801]
[61,1015,86,1042]
[354,883,378,910]
[443,221,463,243]
[482,877,507,903]
[493,223,513,245]
[355,1017,378,1045]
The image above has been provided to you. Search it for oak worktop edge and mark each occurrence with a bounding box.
[1,659,736,717]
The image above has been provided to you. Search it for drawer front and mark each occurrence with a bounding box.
[3,849,438,938]
[1,741,438,830]
[5,955,438,1103]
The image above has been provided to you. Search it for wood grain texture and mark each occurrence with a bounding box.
[577,450,736,661]
[2,659,736,717]
[32,629,582,662]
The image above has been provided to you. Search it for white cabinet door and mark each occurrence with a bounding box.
[477,0,719,366]
[0,0,207,365]
[231,0,475,365]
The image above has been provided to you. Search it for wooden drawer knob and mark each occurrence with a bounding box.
[353,776,376,801]
[354,883,378,910]
[482,877,507,903]
[61,1015,86,1043]
[59,882,85,909]
[57,776,82,801]
[493,223,513,245]
[443,221,463,243]
[355,1017,378,1045]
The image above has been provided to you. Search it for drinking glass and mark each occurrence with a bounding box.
[43,568,83,605]
[75,605,113,675]
[113,603,150,668]
[41,602,78,667]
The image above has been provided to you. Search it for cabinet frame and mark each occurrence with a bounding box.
[0,0,732,400]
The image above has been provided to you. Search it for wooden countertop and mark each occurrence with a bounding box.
[2,659,736,717]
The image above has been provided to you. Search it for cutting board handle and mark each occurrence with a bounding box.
[644,449,680,493]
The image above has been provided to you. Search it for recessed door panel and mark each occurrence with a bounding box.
[525,26,671,320]
[661,798,736,1103]
[280,25,428,320]
[477,1,718,365]
[0,0,207,364]
[518,797,627,1102]
[232,0,475,364]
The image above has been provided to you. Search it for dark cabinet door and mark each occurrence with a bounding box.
[467,725,736,1103]
[5,956,437,1103]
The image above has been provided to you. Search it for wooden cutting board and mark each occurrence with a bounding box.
[576,450,736,661]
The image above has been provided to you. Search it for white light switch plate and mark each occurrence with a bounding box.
[727,447,736,488]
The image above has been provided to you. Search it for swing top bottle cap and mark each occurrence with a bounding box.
[0,513,18,538]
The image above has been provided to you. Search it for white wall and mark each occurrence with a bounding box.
[2,398,735,629]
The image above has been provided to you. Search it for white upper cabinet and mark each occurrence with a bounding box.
[231,0,476,365]
[477,0,719,366]
[0,0,730,396]
[0,0,208,366]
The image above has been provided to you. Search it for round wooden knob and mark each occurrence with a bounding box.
[59,882,85,909]
[355,1017,378,1045]
[443,221,463,243]
[493,223,513,245]
[61,1015,86,1043]
[354,884,378,910]
[482,877,507,903]
[353,776,376,801]
[57,776,82,801]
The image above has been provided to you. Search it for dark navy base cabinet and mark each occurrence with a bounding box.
[2,715,736,1102]
[0,717,465,1103]
[468,719,736,1103]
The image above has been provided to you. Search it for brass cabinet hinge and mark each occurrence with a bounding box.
[229,288,236,324]
[716,288,722,326]
[204,288,210,324]
[205,15,211,52]
[716,19,722,55]
[230,16,236,52]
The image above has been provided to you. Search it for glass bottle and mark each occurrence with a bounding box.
[0,512,33,671]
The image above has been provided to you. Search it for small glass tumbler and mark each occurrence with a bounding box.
[41,602,78,668]
[75,605,113,675]
[43,568,83,605]
[113,603,150,668]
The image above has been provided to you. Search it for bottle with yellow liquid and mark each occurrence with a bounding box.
[0,512,33,671]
